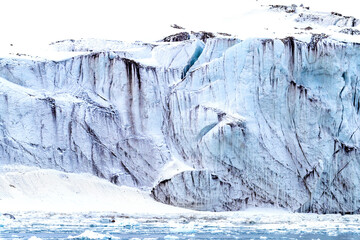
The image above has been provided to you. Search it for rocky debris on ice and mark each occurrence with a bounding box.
[161,30,218,43]
[340,28,360,35]
[162,32,191,42]
[2,213,15,220]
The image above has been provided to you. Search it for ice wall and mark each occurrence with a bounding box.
[155,37,360,213]
[0,39,202,189]
[1,36,360,213]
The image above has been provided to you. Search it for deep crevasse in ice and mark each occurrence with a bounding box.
[1,35,360,213]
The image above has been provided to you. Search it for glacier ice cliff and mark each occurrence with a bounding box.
[0,39,204,188]
[153,36,360,213]
[1,33,360,214]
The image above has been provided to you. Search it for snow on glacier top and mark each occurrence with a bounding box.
[0,0,359,61]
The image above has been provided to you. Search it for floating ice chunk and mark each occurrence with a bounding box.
[68,230,118,239]
[327,231,339,237]
[164,235,180,240]
[28,237,43,240]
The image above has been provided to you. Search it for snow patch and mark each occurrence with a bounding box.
[0,165,193,214]
[159,158,194,181]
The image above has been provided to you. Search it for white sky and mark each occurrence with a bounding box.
[0,0,359,48]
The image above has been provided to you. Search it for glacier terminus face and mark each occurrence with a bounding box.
[1,31,360,213]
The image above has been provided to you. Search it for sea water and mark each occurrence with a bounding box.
[1,212,360,239]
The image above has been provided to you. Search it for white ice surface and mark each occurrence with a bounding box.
[0,165,193,214]
[28,237,43,240]
[68,230,118,240]
[159,158,195,181]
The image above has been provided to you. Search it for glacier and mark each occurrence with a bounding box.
[1,6,360,214]
[153,36,360,213]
